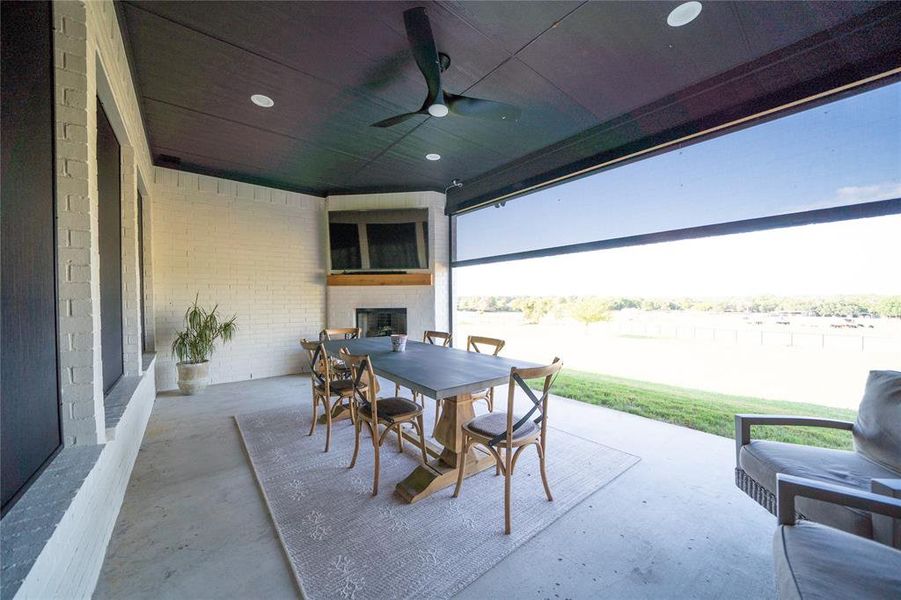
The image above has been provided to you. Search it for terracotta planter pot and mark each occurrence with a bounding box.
[176,361,210,395]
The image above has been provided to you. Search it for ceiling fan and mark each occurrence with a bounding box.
[371,7,521,128]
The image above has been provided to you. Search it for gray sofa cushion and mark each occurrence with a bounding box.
[740,441,900,537]
[773,521,901,600]
[854,370,901,473]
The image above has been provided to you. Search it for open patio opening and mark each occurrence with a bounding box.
[2,2,899,599]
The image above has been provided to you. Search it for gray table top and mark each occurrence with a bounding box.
[321,337,542,400]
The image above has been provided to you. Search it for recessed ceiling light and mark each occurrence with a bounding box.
[251,94,274,108]
[667,1,702,27]
[428,103,449,117]
[425,153,441,161]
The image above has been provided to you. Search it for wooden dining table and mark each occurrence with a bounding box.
[321,336,540,503]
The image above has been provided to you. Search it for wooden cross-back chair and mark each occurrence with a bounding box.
[342,348,428,496]
[466,335,505,413]
[454,357,563,534]
[300,339,364,452]
[424,330,452,347]
[394,331,453,431]
[319,328,361,379]
[320,327,361,341]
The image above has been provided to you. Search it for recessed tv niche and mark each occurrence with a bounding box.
[328,209,429,272]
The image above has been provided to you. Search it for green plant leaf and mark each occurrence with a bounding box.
[170,294,238,363]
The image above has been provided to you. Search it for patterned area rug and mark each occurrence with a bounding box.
[236,405,639,600]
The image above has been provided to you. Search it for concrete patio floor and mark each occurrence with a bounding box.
[95,374,777,599]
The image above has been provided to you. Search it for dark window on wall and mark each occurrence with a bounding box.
[97,102,123,393]
[1,0,62,516]
[368,223,420,269]
[328,222,362,270]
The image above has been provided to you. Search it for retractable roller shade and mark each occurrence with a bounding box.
[454,82,901,264]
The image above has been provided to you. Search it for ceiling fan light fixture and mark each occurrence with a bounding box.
[428,103,449,117]
[426,153,441,161]
[667,1,702,27]
[251,94,274,108]
[370,8,522,128]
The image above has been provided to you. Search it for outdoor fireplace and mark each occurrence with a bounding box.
[356,308,407,338]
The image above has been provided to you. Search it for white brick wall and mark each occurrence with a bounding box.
[87,1,153,174]
[151,168,326,391]
[15,361,156,600]
[10,1,160,597]
[139,175,156,352]
[120,146,142,376]
[54,0,155,445]
[325,192,449,340]
[54,0,105,445]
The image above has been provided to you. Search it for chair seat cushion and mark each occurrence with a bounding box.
[360,397,420,420]
[774,521,901,600]
[315,379,364,395]
[466,412,538,440]
[740,441,900,538]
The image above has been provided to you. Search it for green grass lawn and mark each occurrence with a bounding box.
[528,369,857,450]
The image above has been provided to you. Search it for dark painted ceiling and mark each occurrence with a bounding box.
[120,1,901,210]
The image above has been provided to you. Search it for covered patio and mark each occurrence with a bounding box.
[95,375,774,599]
[2,1,899,599]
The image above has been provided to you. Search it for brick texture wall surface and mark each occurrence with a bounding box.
[11,1,161,597]
[13,361,156,600]
[54,0,104,445]
[54,0,155,445]
[151,168,326,391]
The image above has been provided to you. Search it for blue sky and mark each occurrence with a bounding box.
[455,81,900,262]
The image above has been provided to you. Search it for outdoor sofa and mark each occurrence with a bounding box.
[773,474,901,599]
[735,370,901,547]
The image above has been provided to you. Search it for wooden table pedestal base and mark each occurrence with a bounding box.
[395,392,494,503]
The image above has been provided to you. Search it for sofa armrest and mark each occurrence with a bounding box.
[872,479,901,547]
[872,479,901,495]
[776,474,901,526]
[734,414,854,464]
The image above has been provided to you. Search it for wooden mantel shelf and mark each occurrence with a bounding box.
[327,273,433,287]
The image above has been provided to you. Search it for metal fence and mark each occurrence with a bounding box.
[613,322,900,352]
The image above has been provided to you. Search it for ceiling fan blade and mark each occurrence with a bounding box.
[370,111,425,128]
[403,7,443,106]
[445,93,521,122]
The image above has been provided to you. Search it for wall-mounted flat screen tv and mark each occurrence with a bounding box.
[328,209,429,272]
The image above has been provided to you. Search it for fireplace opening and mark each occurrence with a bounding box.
[356,308,407,338]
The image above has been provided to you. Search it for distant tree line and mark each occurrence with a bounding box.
[456,295,901,321]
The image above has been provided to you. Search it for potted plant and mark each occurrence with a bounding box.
[171,295,237,395]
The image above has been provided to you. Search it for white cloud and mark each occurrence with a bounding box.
[834,181,901,204]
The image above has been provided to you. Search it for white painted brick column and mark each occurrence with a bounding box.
[120,145,142,375]
[141,180,156,352]
[89,0,158,360]
[54,0,105,445]
[431,198,450,333]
